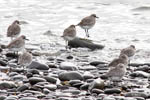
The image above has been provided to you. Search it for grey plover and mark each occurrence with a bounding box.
[108,54,128,67]
[7,20,21,40]
[106,63,127,84]
[18,50,32,68]
[62,25,76,49]
[77,14,98,37]
[120,45,136,63]
[7,35,28,54]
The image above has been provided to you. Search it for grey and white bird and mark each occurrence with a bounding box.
[18,51,32,68]
[120,45,136,64]
[106,63,127,85]
[7,35,28,55]
[108,54,128,68]
[77,14,98,37]
[62,25,76,49]
[7,20,21,41]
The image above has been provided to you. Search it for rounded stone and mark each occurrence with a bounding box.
[29,77,46,85]
[60,62,78,70]
[27,61,49,70]
[104,88,121,94]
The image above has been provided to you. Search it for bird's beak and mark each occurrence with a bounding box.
[25,38,29,41]
[96,16,99,18]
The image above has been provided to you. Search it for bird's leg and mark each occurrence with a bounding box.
[87,29,89,37]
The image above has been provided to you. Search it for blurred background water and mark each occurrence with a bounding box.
[1,0,150,63]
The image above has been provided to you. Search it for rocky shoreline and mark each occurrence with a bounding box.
[0,43,150,100]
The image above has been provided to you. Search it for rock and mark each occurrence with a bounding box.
[58,71,83,81]
[132,6,150,11]
[79,65,97,71]
[29,77,46,85]
[60,62,78,70]
[44,84,57,91]
[130,71,150,78]
[0,60,7,66]
[104,88,121,94]
[80,83,90,90]
[12,74,27,81]
[135,97,145,100]
[5,52,18,58]
[90,61,107,66]
[135,65,150,72]
[43,88,50,94]
[68,80,82,86]
[43,76,57,84]
[83,72,94,80]
[0,96,6,100]
[68,37,104,50]
[92,89,104,94]
[125,92,148,98]
[19,97,38,100]
[0,81,16,89]
[17,84,29,92]
[27,69,40,75]
[66,55,73,59]
[63,89,81,95]
[27,61,49,70]
[88,78,105,91]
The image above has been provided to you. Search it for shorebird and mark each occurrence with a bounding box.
[108,54,128,68]
[106,63,127,85]
[120,45,136,64]
[77,14,98,37]
[18,50,32,68]
[62,25,76,49]
[7,20,21,41]
[7,35,28,55]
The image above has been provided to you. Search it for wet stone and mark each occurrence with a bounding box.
[43,76,57,84]
[5,95,18,100]
[0,60,7,66]
[92,89,104,94]
[104,88,121,94]
[27,69,40,75]
[27,61,49,70]
[125,92,148,98]
[19,97,38,100]
[29,77,46,85]
[17,84,29,92]
[130,71,150,78]
[44,84,57,91]
[5,52,18,58]
[90,61,107,66]
[68,80,82,86]
[0,81,16,89]
[60,62,78,70]
[63,89,81,95]
[58,71,83,81]
[0,96,6,100]
[80,83,90,90]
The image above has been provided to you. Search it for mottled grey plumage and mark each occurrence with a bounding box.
[77,14,98,37]
[7,35,27,52]
[62,25,76,49]
[7,20,21,40]
[120,45,136,58]
[106,63,127,82]
[108,54,128,67]
[18,51,32,67]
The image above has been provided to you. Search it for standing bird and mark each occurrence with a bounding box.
[108,54,128,68]
[77,14,98,37]
[18,51,32,68]
[120,45,136,64]
[7,20,21,41]
[62,25,76,49]
[106,63,127,85]
[7,35,28,55]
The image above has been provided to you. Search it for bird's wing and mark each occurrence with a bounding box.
[79,16,95,26]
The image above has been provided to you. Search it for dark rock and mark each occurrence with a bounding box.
[132,6,150,11]
[29,77,46,85]
[63,89,81,95]
[80,83,90,90]
[104,88,121,94]
[12,74,26,81]
[125,92,148,98]
[47,63,57,68]
[58,71,83,81]
[0,81,16,89]
[43,76,57,84]
[27,69,40,75]
[130,71,150,78]
[5,95,18,100]
[26,72,33,78]
[83,73,94,80]
[60,62,78,70]
[66,55,73,59]
[0,60,7,66]
[68,37,104,50]
[0,96,6,100]
[17,84,29,92]
[0,48,2,53]
[90,61,107,66]
[5,52,18,58]
[72,82,84,88]
[68,80,82,86]
[129,63,150,67]
[92,89,104,94]
[27,61,49,70]
[10,68,24,73]
[43,88,50,94]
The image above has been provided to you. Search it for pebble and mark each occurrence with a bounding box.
[130,71,150,78]
[27,61,49,70]
[125,92,148,98]
[90,61,106,66]
[43,76,57,84]
[17,84,29,92]
[60,62,78,70]
[19,97,38,100]
[29,77,46,85]
[58,71,83,81]
[44,84,57,91]
[0,81,16,89]
[104,88,121,94]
